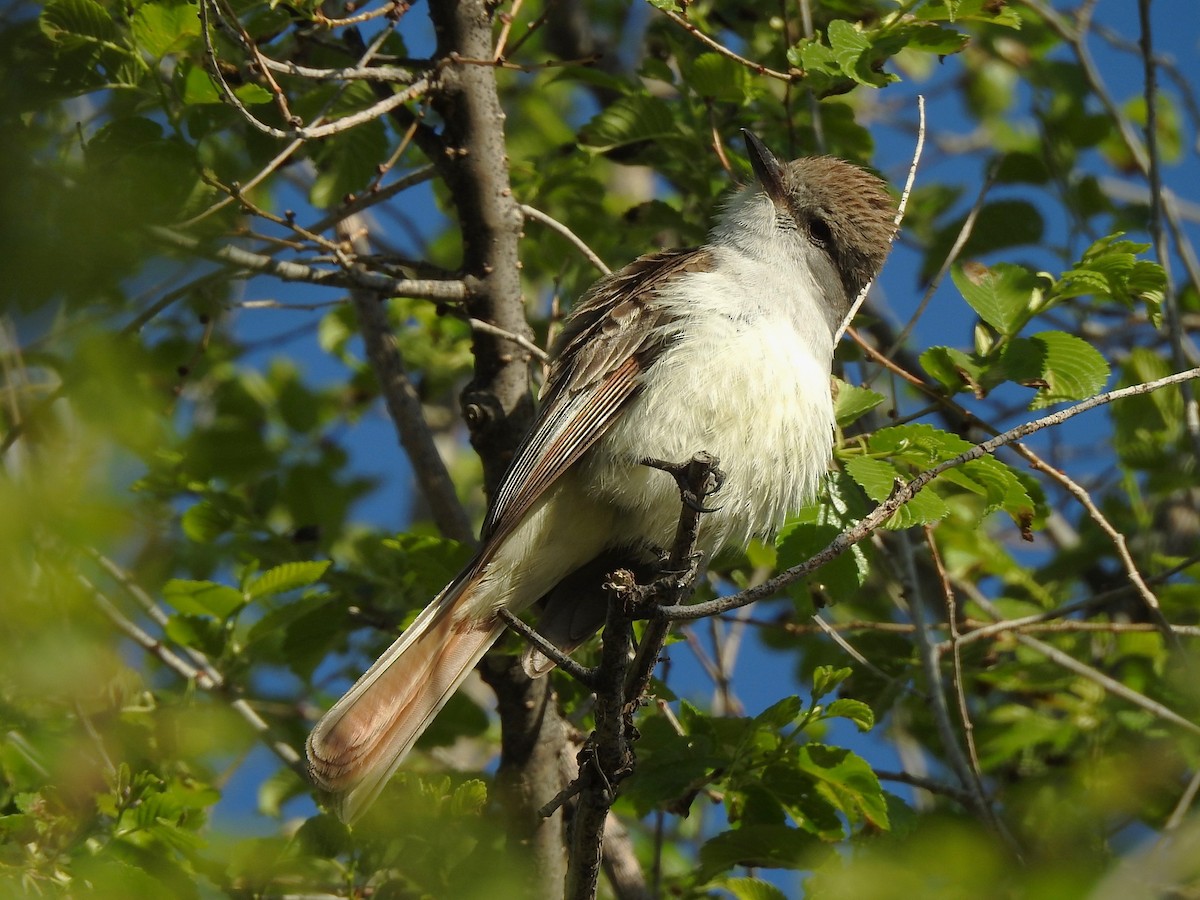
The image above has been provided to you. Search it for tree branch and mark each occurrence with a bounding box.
[338,215,475,543]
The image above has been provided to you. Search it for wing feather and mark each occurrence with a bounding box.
[480,248,713,549]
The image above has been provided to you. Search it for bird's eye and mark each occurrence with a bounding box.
[808,217,833,249]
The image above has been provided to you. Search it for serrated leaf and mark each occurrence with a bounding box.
[833,378,885,426]
[776,521,869,595]
[952,261,1040,336]
[40,0,117,44]
[132,1,200,58]
[823,698,875,732]
[843,454,949,528]
[827,20,873,84]
[1004,331,1110,408]
[580,93,683,154]
[245,560,331,600]
[450,779,488,815]
[920,345,987,396]
[162,579,245,618]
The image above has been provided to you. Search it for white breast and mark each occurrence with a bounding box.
[581,247,837,556]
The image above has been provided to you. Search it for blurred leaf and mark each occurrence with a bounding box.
[131,0,199,58]
[162,579,245,618]
[245,560,331,599]
[823,698,875,732]
[579,92,684,154]
[697,824,818,881]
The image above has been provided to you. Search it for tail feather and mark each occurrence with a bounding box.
[306,582,504,823]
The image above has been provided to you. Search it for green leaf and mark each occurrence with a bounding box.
[754,695,804,731]
[776,521,869,594]
[811,665,852,701]
[180,500,229,543]
[245,560,331,600]
[951,261,1041,337]
[1051,234,1166,325]
[797,744,889,829]
[247,593,333,644]
[164,612,226,656]
[162,579,245,618]
[295,813,351,858]
[1111,347,1183,468]
[131,0,200,58]
[827,20,875,86]
[900,23,970,55]
[40,0,118,45]
[842,455,949,528]
[822,698,875,732]
[1002,331,1110,408]
[920,345,990,396]
[309,87,389,208]
[688,53,752,102]
[579,93,684,154]
[833,379,885,427]
[697,824,817,880]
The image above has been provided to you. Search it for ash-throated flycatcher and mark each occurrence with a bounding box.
[307,131,896,822]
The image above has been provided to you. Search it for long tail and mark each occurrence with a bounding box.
[306,579,504,823]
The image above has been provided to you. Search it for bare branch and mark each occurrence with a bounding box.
[520,204,612,276]
[85,577,305,773]
[835,94,924,344]
[149,226,469,302]
[963,584,1200,739]
[656,6,791,81]
[338,216,475,543]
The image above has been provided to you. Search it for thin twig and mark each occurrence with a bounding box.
[149,226,469,301]
[519,204,611,276]
[963,584,1200,739]
[834,94,924,344]
[924,527,984,781]
[885,159,997,355]
[86,578,304,771]
[656,7,790,81]
[338,215,475,543]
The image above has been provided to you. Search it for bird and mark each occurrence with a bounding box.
[307,131,896,823]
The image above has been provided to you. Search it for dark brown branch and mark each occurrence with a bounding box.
[425,4,560,897]
[565,452,723,900]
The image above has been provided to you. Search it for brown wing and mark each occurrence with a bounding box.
[479,247,714,548]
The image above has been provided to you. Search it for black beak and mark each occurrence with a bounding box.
[742,129,788,208]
